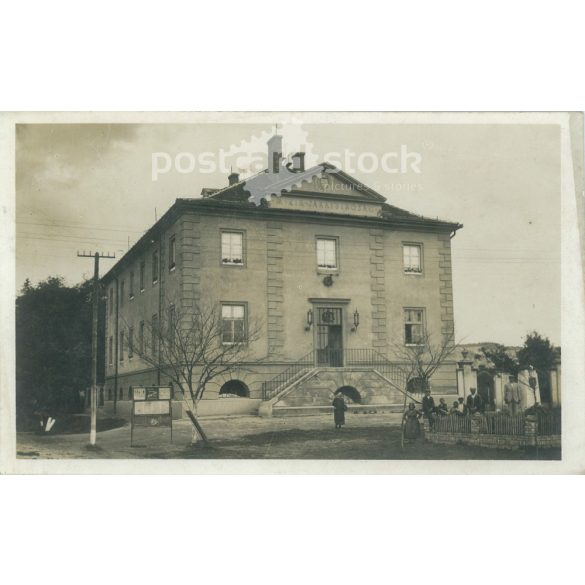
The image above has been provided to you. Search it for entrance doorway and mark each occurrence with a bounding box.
[335,386,361,404]
[477,370,495,410]
[316,307,343,366]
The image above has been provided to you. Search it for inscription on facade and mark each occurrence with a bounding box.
[269,196,382,217]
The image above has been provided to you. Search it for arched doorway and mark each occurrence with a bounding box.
[335,386,361,404]
[219,379,250,398]
[477,370,495,409]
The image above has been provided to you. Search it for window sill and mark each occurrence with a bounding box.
[405,343,425,347]
[403,271,423,276]
[317,268,339,275]
[222,262,245,268]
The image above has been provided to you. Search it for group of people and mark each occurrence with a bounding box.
[402,377,531,439]
[402,387,487,439]
[422,387,486,421]
[335,376,527,435]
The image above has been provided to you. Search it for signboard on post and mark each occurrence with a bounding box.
[131,386,173,446]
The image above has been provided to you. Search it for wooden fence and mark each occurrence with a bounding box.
[432,415,471,433]
[480,413,525,435]
[537,409,561,435]
[430,410,561,437]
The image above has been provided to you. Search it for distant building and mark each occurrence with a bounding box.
[101,135,462,416]
[455,343,561,410]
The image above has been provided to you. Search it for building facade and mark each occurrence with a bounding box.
[101,136,462,417]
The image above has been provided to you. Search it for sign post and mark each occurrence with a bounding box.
[131,386,173,447]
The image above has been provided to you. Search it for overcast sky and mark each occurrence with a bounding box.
[16,122,561,346]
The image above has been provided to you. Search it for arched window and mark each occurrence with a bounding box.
[219,380,250,398]
[335,386,361,404]
[407,377,429,393]
[107,388,112,401]
[128,387,133,400]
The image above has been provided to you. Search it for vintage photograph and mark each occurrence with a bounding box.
[4,112,581,468]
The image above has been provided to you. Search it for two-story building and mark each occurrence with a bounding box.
[101,135,462,417]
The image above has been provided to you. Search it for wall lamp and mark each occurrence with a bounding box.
[351,309,360,332]
[305,309,313,331]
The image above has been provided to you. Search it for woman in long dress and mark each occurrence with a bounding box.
[402,403,421,439]
[332,393,348,429]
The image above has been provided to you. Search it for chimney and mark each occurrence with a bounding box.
[292,152,305,172]
[228,171,239,185]
[267,134,283,174]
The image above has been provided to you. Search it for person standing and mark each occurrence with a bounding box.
[402,403,421,440]
[332,392,348,429]
[422,388,436,427]
[504,375,521,415]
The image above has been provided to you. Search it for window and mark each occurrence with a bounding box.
[108,336,113,365]
[128,327,134,359]
[129,272,134,298]
[221,304,246,344]
[316,237,338,270]
[140,261,145,291]
[221,231,244,265]
[169,235,176,270]
[119,387,123,400]
[403,243,422,274]
[152,250,159,284]
[151,314,158,356]
[120,281,125,307]
[404,309,425,345]
[119,331,124,361]
[109,288,113,315]
[139,321,145,354]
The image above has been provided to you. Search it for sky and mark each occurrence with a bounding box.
[15,121,561,346]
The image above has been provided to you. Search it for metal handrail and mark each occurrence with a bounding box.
[261,350,315,400]
[261,348,419,401]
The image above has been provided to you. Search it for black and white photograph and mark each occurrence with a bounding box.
[2,112,581,470]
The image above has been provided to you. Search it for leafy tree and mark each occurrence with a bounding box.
[517,331,556,372]
[481,343,520,376]
[16,276,105,425]
[517,332,557,403]
[483,332,558,403]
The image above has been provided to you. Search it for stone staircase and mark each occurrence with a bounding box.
[259,364,420,418]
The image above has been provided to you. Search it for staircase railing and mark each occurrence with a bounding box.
[345,348,416,401]
[261,348,421,402]
[261,351,315,401]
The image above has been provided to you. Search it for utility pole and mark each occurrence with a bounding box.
[77,251,115,446]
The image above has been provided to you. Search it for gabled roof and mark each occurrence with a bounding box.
[204,161,456,225]
[207,162,386,205]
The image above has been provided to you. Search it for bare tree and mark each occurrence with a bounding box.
[391,329,458,394]
[391,329,458,448]
[123,301,262,444]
